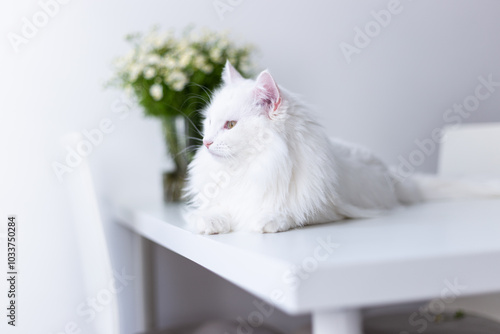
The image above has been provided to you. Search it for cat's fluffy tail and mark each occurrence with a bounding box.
[395,173,500,203]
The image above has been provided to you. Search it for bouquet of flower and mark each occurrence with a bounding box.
[110,26,255,201]
[111,26,254,117]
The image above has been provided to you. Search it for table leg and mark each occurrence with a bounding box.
[132,234,156,333]
[312,309,362,334]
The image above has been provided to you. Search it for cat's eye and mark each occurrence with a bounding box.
[224,120,237,130]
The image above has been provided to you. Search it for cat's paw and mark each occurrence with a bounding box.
[253,216,293,233]
[196,215,232,235]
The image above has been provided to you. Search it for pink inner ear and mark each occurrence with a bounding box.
[255,71,281,116]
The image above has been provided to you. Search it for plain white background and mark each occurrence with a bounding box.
[1,0,499,333]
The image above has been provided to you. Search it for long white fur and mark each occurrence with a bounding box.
[185,61,499,234]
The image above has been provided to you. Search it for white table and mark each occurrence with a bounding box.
[115,198,500,334]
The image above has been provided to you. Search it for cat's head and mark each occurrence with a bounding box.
[201,61,285,160]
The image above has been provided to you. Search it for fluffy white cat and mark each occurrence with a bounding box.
[185,61,499,234]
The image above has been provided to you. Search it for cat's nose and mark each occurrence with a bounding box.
[203,140,213,148]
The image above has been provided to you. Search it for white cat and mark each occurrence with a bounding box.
[185,61,499,234]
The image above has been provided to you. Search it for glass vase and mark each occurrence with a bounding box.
[162,115,190,202]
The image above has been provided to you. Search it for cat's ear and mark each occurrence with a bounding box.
[254,70,282,118]
[222,60,243,85]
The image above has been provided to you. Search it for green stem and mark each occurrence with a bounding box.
[162,115,188,176]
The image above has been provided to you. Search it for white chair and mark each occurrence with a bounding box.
[439,123,500,178]
[63,133,120,334]
[364,123,500,334]
[437,123,500,322]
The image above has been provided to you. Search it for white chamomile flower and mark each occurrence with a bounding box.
[149,83,163,101]
[152,33,168,48]
[128,63,143,81]
[167,70,188,91]
[179,53,192,68]
[201,64,213,74]
[175,70,188,82]
[209,48,223,63]
[172,80,186,91]
[193,55,206,68]
[147,54,160,65]
[164,56,177,69]
[144,67,156,79]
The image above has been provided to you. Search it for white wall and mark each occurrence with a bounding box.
[1,0,499,333]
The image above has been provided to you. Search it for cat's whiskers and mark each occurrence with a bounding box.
[221,146,238,161]
[188,83,214,100]
[185,136,203,143]
[181,83,214,111]
[163,103,205,138]
[176,145,199,157]
[182,95,209,109]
